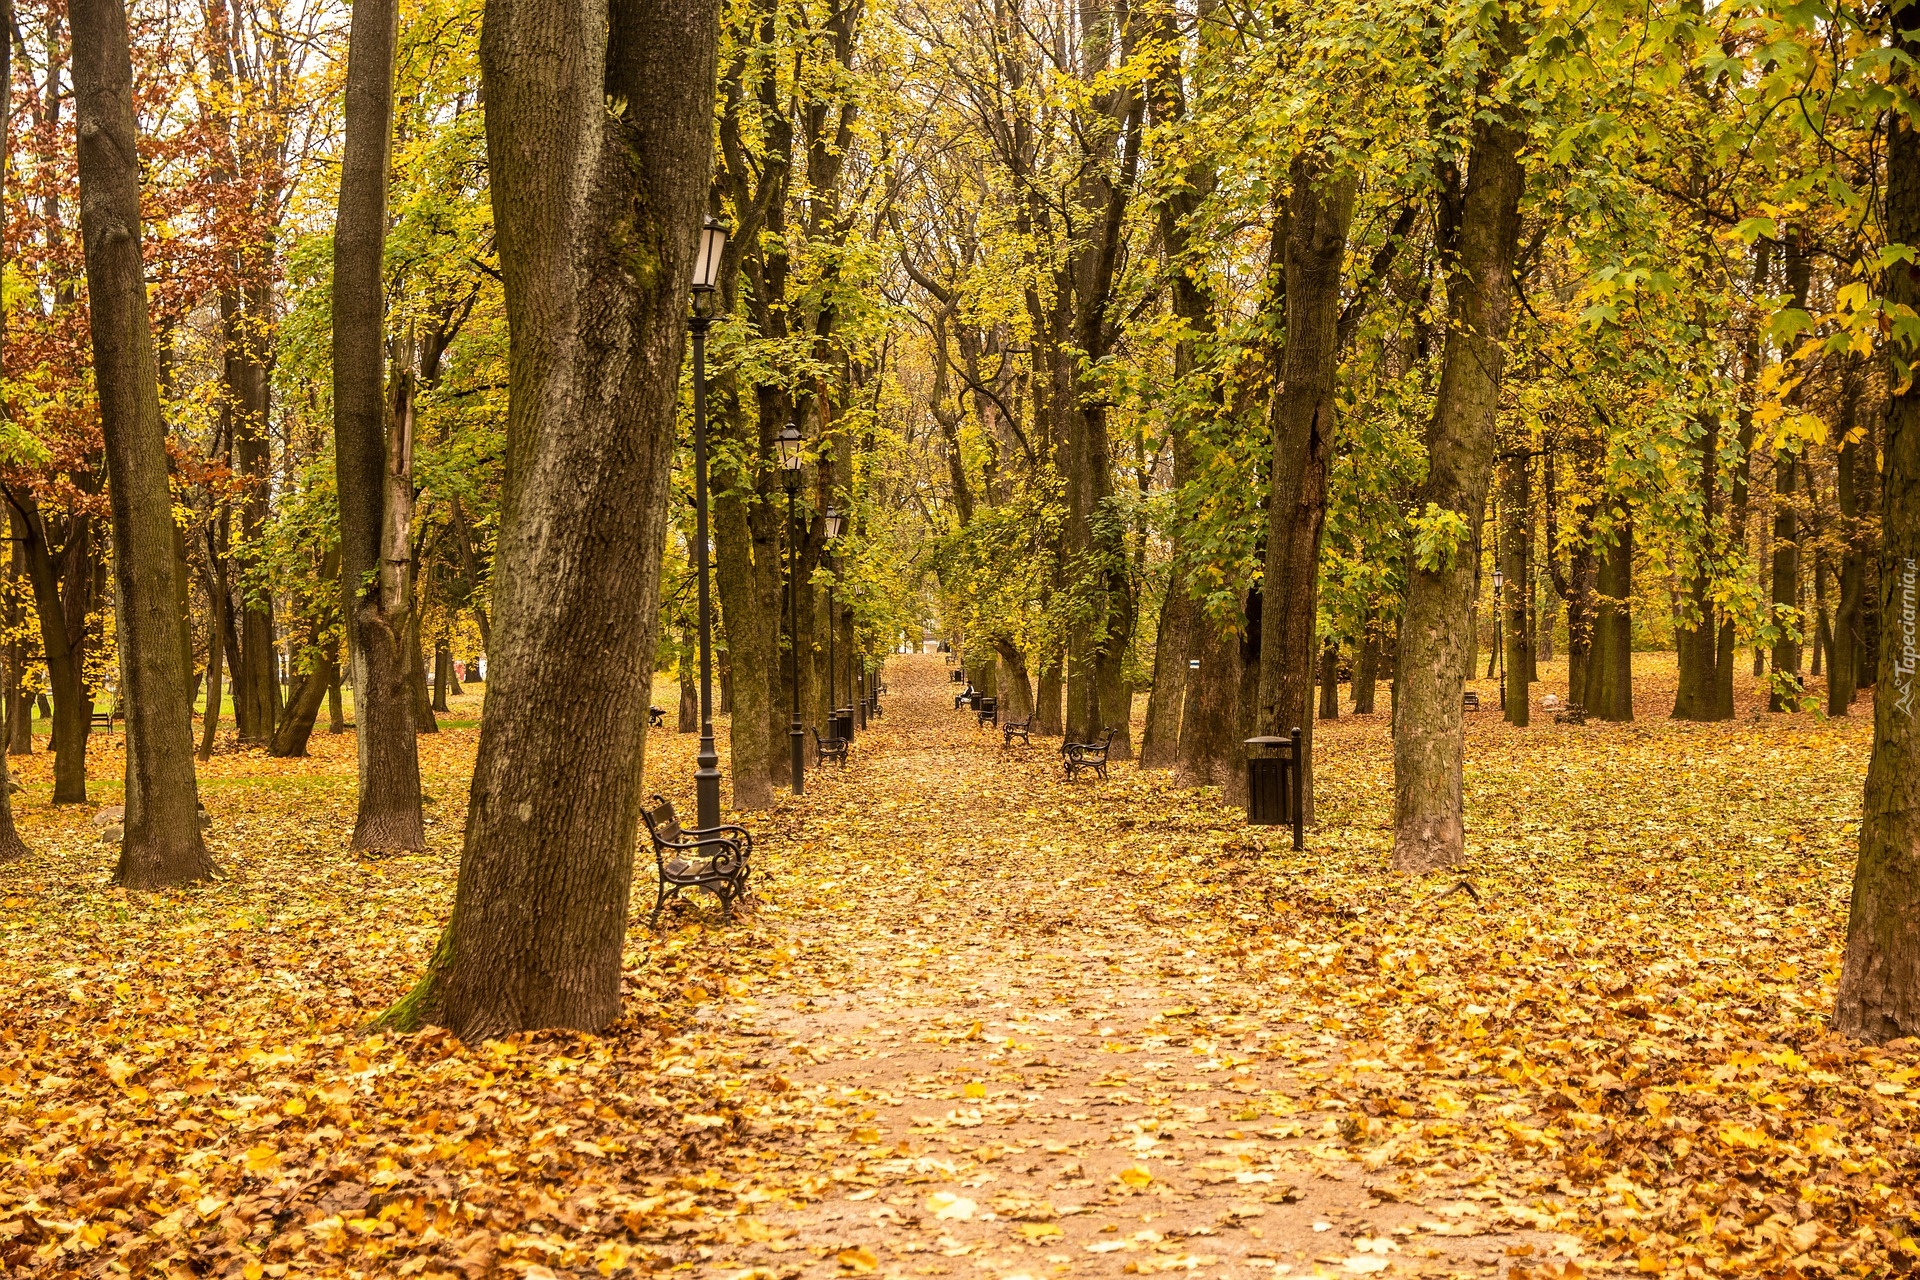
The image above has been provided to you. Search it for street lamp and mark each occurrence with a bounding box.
[1492,567,1506,712]
[689,216,729,829]
[779,422,806,794]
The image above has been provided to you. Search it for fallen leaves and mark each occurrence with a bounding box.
[3,656,1918,1279]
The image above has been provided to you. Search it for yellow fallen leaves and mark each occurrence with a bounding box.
[925,1191,976,1220]
[1117,1165,1154,1188]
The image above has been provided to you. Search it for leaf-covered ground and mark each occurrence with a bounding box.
[2,654,1915,1280]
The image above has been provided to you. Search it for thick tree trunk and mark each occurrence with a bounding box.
[1256,156,1355,824]
[333,0,424,850]
[0,14,28,862]
[713,451,775,807]
[72,0,212,886]
[994,640,1034,722]
[385,0,718,1040]
[1390,86,1524,874]
[1140,570,1193,768]
[1174,609,1243,789]
[1583,520,1634,722]
[1833,18,1920,1040]
[1034,650,1063,736]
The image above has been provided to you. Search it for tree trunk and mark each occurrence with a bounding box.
[328,667,345,732]
[1317,639,1339,720]
[0,10,28,862]
[197,561,225,760]
[1499,446,1530,726]
[1174,606,1243,789]
[1583,520,1634,721]
[1770,452,1804,710]
[1034,650,1063,736]
[678,644,698,733]
[15,503,92,802]
[333,0,425,850]
[994,640,1034,722]
[1390,78,1524,874]
[271,651,335,758]
[407,571,439,733]
[72,0,212,886]
[713,450,776,807]
[1140,571,1193,767]
[1674,413,1722,719]
[433,638,453,712]
[384,0,718,1041]
[1353,625,1379,714]
[1256,156,1355,824]
[1833,15,1920,1040]
[1833,423,1867,715]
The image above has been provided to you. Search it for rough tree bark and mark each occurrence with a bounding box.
[383,0,719,1040]
[1583,519,1634,722]
[1673,415,1721,719]
[1390,68,1525,874]
[72,0,212,887]
[1256,156,1356,825]
[1833,14,1920,1040]
[333,0,425,850]
[0,4,31,861]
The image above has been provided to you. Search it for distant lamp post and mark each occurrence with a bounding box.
[1492,568,1506,711]
[688,216,729,829]
[779,422,806,794]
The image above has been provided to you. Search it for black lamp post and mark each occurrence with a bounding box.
[689,216,729,829]
[777,422,806,793]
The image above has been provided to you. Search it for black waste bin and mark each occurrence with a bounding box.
[968,689,983,710]
[833,707,856,742]
[1245,729,1304,850]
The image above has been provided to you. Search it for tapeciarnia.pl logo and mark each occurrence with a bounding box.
[1898,558,1918,719]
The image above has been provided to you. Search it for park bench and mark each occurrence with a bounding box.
[1462,691,1480,712]
[954,684,974,711]
[976,695,998,727]
[1061,727,1117,782]
[89,705,122,734]
[813,727,849,767]
[1003,714,1033,747]
[639,795,752,928]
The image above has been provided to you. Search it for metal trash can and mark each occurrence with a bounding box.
[833,707,855,742]
[968,689,983,710]
[1245,729,1304,850]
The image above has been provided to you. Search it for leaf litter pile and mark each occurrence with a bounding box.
[3,656,1916,1280]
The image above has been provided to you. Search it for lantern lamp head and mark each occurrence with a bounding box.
[824,506,845,540]
[777,422,805,473]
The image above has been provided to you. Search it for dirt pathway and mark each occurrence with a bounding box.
[677,657,1582,1280]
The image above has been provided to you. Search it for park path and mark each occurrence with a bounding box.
[669,656,1579,1280]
